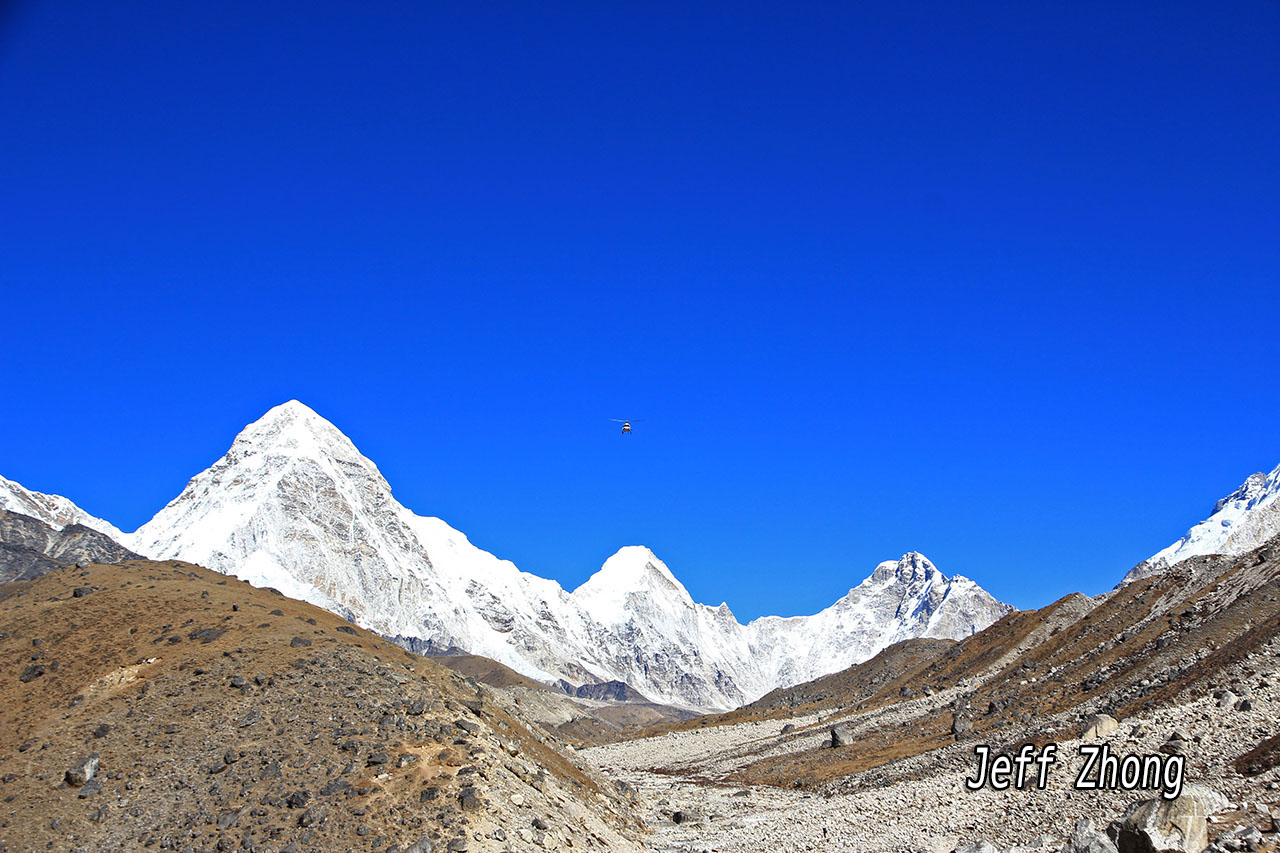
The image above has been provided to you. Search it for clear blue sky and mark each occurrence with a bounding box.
[1,1,1277,618]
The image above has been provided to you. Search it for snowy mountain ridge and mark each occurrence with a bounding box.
[2,401,1012,711]
[0,474,129,543]
[1121,461,1280,585]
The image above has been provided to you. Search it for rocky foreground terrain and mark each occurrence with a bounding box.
[0,561,646,852]
[579,537,1280,852]
[2,536,1278,851]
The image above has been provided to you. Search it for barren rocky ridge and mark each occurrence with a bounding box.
[0,510,140,584]
[0,560,647,853]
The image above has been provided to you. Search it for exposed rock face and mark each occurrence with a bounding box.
[1106,784,1229,853]
[1123,464,1280,584]
[109,401,1011,712]
[0,510,139,583]
[556,680,649,702]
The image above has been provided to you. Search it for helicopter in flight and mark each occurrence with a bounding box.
[610,418,643,435]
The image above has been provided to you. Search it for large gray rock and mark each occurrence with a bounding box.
[672,807,704,825]
[1062,819,1119,853]
[830,724,853,748]
[65,753,100,786]
[1107,784,1229,853]
[1081,714,1119,740]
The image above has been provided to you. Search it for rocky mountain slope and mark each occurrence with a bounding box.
[5,400,1010,712]
[1123,462,1280,584]
[594,533,1280,852]
[432,655,699,746]
[0,559,646,852]
[0,510,139,583]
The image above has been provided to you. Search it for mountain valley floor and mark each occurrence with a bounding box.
[2,535,1280,852]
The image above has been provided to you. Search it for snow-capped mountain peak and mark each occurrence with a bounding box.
[575,546,692,603]
[0,474,128,543]
[1213,471,1271,514]
[128,400,420,609]
[1122,460,1280,584]
[569,546,703,637]
[19,400,1013,711]
[869,550,937,584]
[228,400,372,469]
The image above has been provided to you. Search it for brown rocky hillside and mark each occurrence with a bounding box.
[0,560,646,853]
[638,536,1280,793]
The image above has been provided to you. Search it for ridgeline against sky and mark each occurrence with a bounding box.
[1,1,1277,618]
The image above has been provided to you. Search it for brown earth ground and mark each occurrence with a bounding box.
[0,561,646,853]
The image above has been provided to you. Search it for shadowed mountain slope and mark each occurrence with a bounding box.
[0,510,139,583]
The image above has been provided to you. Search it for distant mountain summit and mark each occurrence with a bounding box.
[1122,461,1280,585]
[2,401,1012,711]
[0,475,127,543]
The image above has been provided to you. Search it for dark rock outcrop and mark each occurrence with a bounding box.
[0,510,139,583]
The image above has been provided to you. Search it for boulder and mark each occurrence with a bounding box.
[1106,784,1229,853]
[19,664,46,683]
[457,788,481,812]
[830,724,853,748]
[672,808,704,825]
[298,802,328,827]
[1081,714,1120,740]
[1206,825,1263,852]
[1062,818,1119,853]
[65,753,99,786]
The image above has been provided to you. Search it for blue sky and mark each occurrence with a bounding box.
[1,1,1277,619]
